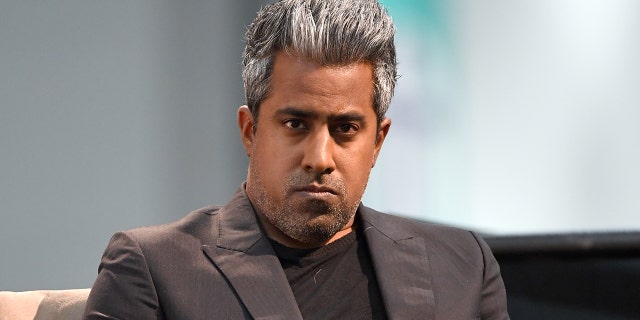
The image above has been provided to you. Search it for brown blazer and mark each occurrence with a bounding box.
[83,187,509,319]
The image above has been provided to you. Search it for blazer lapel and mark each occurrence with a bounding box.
[201,188,303,320]
[360,206,435,320]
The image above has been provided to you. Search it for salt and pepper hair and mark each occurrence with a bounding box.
[242,0,397,125]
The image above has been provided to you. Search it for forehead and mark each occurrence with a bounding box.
[264,51,375,114]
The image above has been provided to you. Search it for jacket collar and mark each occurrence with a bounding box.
[201,186,303,320]
[360,205,435,320]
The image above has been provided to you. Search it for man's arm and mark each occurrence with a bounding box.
[83,232,161,320]
[472,232,510,320]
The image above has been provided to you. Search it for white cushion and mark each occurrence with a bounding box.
[0,289,90,320]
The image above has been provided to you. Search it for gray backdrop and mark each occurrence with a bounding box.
[1,1,271,291]
[4,0,639,292]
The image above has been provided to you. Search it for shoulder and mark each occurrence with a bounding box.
[109,205,222,254]
[359,205,483,243]
[359,205,491,262]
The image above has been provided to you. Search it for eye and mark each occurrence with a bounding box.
[284,119,306,130]
[334,123,358,135]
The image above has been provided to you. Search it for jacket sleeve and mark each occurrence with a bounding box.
[83,232,161,320]
[472,232,510,320]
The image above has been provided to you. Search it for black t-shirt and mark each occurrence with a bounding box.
[270,229,388,320]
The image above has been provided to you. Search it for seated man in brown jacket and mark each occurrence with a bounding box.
[83,0,509,319]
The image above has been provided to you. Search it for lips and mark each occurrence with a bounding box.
[293,184,338,195]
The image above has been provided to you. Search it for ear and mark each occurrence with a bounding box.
[371,117,391,168]
[238,105,255,157]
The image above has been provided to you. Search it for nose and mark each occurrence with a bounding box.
[302,128,336,175]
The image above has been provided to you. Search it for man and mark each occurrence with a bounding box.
[83,0,509,319]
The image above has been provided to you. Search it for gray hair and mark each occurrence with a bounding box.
[242,0,397,124]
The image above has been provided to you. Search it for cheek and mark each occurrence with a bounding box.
[338,147,375,185]
[252,136,297,181]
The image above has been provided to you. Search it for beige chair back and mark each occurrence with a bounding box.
[0,289,90,320]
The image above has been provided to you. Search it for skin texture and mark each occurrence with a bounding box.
[238,51,391,249]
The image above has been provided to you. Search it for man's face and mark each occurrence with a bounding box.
[238,51,390,248]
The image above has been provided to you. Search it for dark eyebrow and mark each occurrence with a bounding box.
[330,113,365,123]
[274,107,366,123]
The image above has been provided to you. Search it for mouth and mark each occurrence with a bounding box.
[293,184,338,196]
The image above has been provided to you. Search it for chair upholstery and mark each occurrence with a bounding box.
[0,289,90,320]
